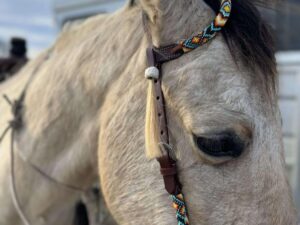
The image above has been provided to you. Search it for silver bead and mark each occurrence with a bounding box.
[145,66,159,80]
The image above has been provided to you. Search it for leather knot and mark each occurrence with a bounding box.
[3,94,24,130]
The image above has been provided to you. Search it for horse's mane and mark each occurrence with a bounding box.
[203,0,277,91]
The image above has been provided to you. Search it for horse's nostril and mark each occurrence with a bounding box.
[194,130,246,158]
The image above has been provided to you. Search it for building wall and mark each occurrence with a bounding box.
[277,52,300,213]
[0,39,8,58]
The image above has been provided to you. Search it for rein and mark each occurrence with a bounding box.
[144,0,231,224]
[0,50,85,225]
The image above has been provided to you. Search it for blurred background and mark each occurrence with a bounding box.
[0,0,299,218]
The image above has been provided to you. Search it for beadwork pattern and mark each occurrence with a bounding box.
[180,0,232,53]
[172,194,190,225]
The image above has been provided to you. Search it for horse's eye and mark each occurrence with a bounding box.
[194,130,245,158]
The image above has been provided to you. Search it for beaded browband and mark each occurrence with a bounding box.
[144,1,232,224]
[179,0,231,52]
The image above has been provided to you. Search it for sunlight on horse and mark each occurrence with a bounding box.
[0,0,298,224]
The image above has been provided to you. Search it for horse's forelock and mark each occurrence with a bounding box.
[204,0,277,94]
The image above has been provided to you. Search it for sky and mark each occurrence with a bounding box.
[0,0,57,57]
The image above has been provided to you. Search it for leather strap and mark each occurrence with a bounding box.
[152,44,184,64]
[146,46,183,195]
[157,156,180,195]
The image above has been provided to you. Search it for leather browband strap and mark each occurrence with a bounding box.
[152,44,184,64]
[146,45,184,195]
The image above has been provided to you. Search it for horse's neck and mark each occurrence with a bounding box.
[21,6,144,166]
[0,6,146,224]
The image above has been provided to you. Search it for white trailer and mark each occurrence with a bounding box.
[53,0,126,29]
[277,51,300,212]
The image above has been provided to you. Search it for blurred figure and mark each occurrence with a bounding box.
[0,37,28,82]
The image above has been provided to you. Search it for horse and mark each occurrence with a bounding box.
[0,0,298,224]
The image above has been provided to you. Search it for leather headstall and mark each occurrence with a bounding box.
[146,44,184,195]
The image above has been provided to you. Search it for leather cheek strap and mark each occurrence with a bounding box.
[146,47,183,195]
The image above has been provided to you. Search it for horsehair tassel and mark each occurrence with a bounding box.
[180,0,232,53]
[172,193,190,225]
[145,48,164,159]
